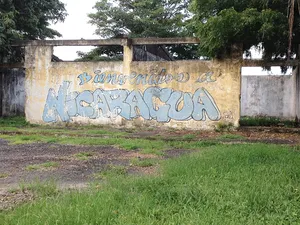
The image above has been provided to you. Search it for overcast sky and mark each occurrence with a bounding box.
[50,0,98,60]
[50,0,291,75]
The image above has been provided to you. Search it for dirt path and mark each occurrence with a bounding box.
[0,141,160,190]
[0,139,170,210]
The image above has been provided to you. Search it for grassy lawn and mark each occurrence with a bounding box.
[0,117,220,155]
[1,143,300,224]
[1,117,300,224]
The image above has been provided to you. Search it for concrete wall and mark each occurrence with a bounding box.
[0,68,25,116]
[241,73,298,119]
[24,45,241,130]
[296,68,300,119]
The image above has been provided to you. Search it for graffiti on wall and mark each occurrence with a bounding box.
[196,72,216,83]
[42,81,221,123]
[78,69,216,86]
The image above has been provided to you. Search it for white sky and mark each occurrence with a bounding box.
[50,0,292,75]
[50,0,98,60]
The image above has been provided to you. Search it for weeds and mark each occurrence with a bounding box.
[130,158,158,167]
[0,116,29,127]
[74,152,94,161]
[26,162,59,171]
[18,179,59,197]
[240,116,296,127]
[0,173,9,178]
[182,134,196,141]
[218,134,246,140]
[215,122,235,132]
[93,165,128,179]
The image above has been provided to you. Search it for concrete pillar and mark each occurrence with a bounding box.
[122,39,133,76]
[230,44,243,126]
[25,45,53,70]
[24,45,53,122]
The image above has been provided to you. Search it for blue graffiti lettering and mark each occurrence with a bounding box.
[43,82,221,123]
[167,91,194,121]
[91,89,110,118]
[196,72,216,83]
[76,90,94,118]
[192,88,220,121]
[144,87,172,122]
[125,90,150,119]
[78,72,92,85]
[104,90,131,120]
[42,81,72,122]
[78,69,193,86]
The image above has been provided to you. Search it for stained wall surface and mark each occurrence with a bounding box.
[0,68,25,116]
[25,45,241,130]
[241,74,298,119]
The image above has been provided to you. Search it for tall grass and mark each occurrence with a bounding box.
[2,144,300,224]
[240,116,296,127]
[0,116,29,127]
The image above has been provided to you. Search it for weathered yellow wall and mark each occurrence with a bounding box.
[25,45,241,130]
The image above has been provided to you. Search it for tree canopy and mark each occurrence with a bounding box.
[89,0,191,38]
[77,0,197,61]
[191,0,300,60]
[0,0,67,62]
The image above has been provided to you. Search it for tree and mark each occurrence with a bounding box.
[191,0,300,60]
[77,0,197,61]
[288,0,300,59]
[76,45,123,62]
[89,0,190,38]
[0,0,67,62]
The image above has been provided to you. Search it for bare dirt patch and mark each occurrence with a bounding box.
[0,139,166,210]
[0,141,156,191]
[126,126,300,144]
[0,189,34,211]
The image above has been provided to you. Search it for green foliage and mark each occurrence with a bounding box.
[89,0,191,38]
[25,162,59,171]
[218,133,246,140]
[130,158,158,167]
[0,116,29,127]
[0,173,9,178]
[191,0,297,60]
[240,116,296,127]
[95,165,128,178]
[77,0,199,61]
[74,152,94,161]
[76,45,123,61]
[19,179,59,198]
[3,144,300,224]
[181,134,196,141]
[214,122,235,132]
[0,0,67,62]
